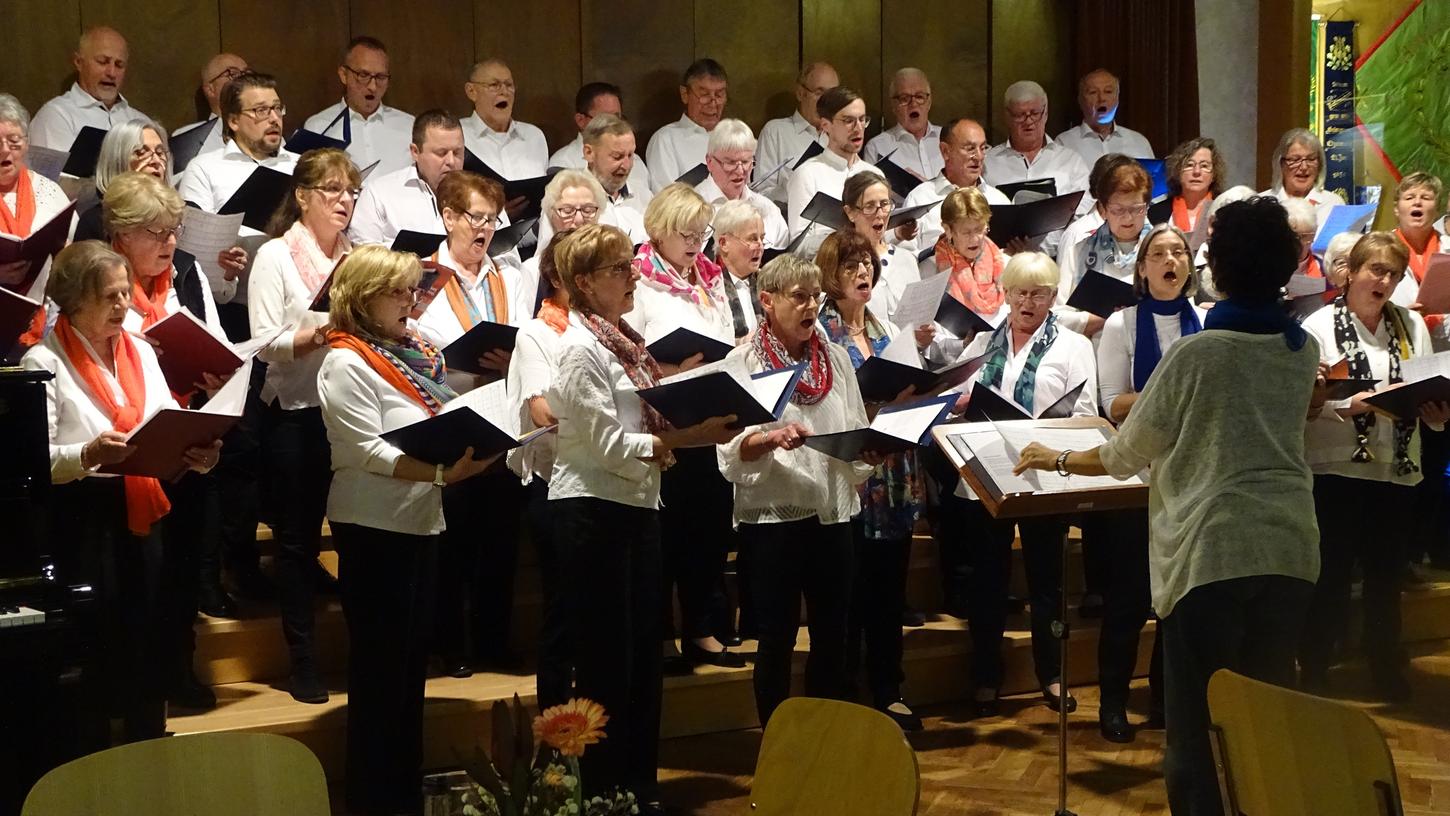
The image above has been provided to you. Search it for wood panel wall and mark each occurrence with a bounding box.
[3,0,1075,156]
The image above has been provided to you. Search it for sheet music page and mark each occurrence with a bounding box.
[658,357,734,385]
[178,209,245,265]
[199,359,253,417]
[441,379,518,435]
[231,326,288,360]
[1400,350,1450,384]
[993,424,1144,491]
[870,398,950,443]
[1285,273,1328,298]
[953,426,1043,494]
[27,146,69,181]
[747,365,799,413]
[879,329,925,367]
[889,268,953,329]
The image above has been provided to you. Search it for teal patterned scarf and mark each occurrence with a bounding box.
[978,313,1059,414]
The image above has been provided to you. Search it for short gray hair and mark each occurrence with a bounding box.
[542,168,606,213]
[0,93,30,137]
[1004,80,1047,108]
[712,199,763,238]
[95,118,170,193]
[707,118,755,155]
[1270,128,1327,192]
[757,253,820,294]
[890,67,929,96]
[1281,196,1318,232]
[1205,185,1256,223]
[582,113,634,147]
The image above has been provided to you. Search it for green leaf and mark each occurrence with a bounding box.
[513,693,536,768]
[492,698,518,781]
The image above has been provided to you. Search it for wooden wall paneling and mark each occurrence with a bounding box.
[219,0,350,140]
[581,0,694,148]
[473,0,583,153]
[693,1,801,134]
[2,0,82,118]
[351,0,475,123]
[989,0,1075,144]
[1256,0,1312,190]
[77,0,218,132]
[802,0,882,118]
[881,0,990,132]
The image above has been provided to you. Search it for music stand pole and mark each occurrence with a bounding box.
[1052,526,1075,816]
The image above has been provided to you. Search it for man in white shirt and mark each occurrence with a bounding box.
[462,59,549,219]
[547,82,653,204]
[863,67,944,183]
[350,109,465,246]
[1056,69,1155,165]
[580,114,648,244]
[170,52,248,173]
[30,26,151,151]
[645,58,728,193]
[901,118,1011,251]
[753,61,837,206]
[984,80,1091,198]
[696,119,788,249]
[301,36,415,177]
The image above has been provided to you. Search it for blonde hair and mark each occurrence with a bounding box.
[1396,171,1444,211]
[102,171,183,235]
[327,244,422,337]
[940,186,992,228]
[643,183,712,243]
[556,224,633,310]
[46,240,129,315]
[757,253,820,294]
[1347,231,1409,282]
[999,251,1058,292]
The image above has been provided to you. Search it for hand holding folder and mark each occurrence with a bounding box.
[99,359,253,480]
[804,394,955,461]
[381,380,551,467]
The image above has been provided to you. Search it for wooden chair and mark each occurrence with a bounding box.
[1206,669,1404,816]
[749,697,919,816]
[22,732,329,816]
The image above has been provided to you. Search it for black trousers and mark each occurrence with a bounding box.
[1099,509,1164,714]
[261,403,332,668]
[160,472,208,681]
[434,469,526,661]
[742,517,854,726]
[1161,575,1312,816]
[846,522,910,706]
[51,480,166,744]
[659,447,735,641]
[202,360,266,586]
[959,499,1067,689]
[1300,474,1411,679]
[333,522,438,816]
[923,446,972,609]
[528,477,571,708]
[1079,514,1111,598]
[555,497,663,801]
[1411,424,1450,566]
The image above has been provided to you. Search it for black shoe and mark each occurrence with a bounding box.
[289,667,329,704]
[717,631,744,648]
[440,657,473,679]
[229,565,276,601]
[682,640,746,669]
[197,584,238,619]
[310,561,339,595]
[1098,709,1133,743]
[970,688,1000,719]
[1041,685,1077,714]
[1078,593,1104,619]
[880,700,924,732]
[902,606,927,627]
[638,801,670,816]
[662,654,694,677]
[474,649,525,673]
[167,671,217,710]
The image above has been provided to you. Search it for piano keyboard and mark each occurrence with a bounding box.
[0,605,45,628]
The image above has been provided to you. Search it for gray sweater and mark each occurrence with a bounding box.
[1098,329,1323,617]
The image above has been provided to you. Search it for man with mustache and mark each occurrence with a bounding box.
[302,36,415,177]
[1057,69,1155,165]
[983,80,1090,200]
[863,67,944,183]
[547,82,653,216]
[350,110,465,246]
[695,118,788,249]
[646,58,729,194]
[901,118,1010,251]
[171,52,249,173]
[580,114,648,245]
[754,61,837,206]
[30,26,152,152]
[462,58,548,220]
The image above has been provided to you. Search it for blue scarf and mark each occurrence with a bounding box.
[1082,220,1152,284]
[1203,298,1307,351]
[978,313,1059,414]
[1133,297,1201,391]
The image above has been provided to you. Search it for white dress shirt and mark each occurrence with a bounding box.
[463,114,548,180]
[247,236,338,409]
[725,273,761,337]
[1096,303,1209,411]
[984,138,1092,197]
[303,100,416,178]
[785,149,884,258]
[547,134,653,212]
[695,174,789,249]
[869,246,915,321]
[349,164,443,246]
[505,317,564,483]
[753,111,826,205]
[1056,122,1156,166]
[1054,221,1139,335]
[717,341,874,526]
[414,240,531,393]
[22,330,178,485]
[7,170,73,301]
[547,311,661,509]
[863,123,944,183]
[317,345,444,535]
[645,115,711,193]
[622,259,734,346]
[29,84,152,152]
[120,261,223,338]
[900,173,1010,252]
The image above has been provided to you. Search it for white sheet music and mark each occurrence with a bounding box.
[199,359,253,417]
[746,366,799,413]
[949,425,1140,496]
[442,379,517,434]
[1400,350,1450,385]
[1285,273,1328,298]
[890,268,953,329]
[178,209,245,266]
[879,330,925,367]
[871,398,950,443]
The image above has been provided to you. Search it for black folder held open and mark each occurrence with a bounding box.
[645,327,733,367]
[854,351,991,404]
[61,126,107,178]
[964,380,1085,423]
[218,166,295,232]
[935,293,1003,339]
[1066,270,1138,318]
[987,191,1085,246]
[442,321,519,376]
[803,394,956,461]
[381,382,550,466]
[637,362,806,430]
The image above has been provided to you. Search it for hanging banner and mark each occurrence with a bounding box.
[1319,20,1356,203]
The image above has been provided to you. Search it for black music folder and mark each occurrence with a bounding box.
[888,198,942,230]
[676,163,709,187]
[169,120,217,174]
[61,126,107,177]
[804,394,955,461]
[791,140,825,171]
[391,230,446,258]
[646,327,733,367]
[442,321,518,376]
[1066,270,1138,318]
[284,128,347,155]
[1365,378,1450,421]
[796,191,850,232]
[381,384,550,466]
[0,202,76,295]
[218,166,295,232]
[872,152,920,200]
[995,178,1058,202]
[987,191,1085,246]
[964,380,1084,422]
[488,217,538,258]
[935,294,1003,339]
[637,362,805,429]
[854,351,991,403]
[462,150,555,219]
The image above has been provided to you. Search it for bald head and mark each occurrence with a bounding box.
[795,61,839,121]
[200,53,249,116]
[940,118,989,188]
[74,26,129,107]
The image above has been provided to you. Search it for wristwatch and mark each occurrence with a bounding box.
[433,463,446,487]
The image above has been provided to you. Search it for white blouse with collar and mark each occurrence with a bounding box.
[622,260,734,346]
[1096,303,1209,412]
[505,317,566,484]
[247,236,339,410]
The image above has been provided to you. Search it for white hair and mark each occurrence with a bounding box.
[890,67,929,95]
[1270,127,1328,192]
[707,118,756,155]
[1281,196,1318,232]
[1323,231,1360,272]
[95,119,171,193]
[542,168,606,212]
[1004,80,1048,108]
[1205,185,1257,222]
[712,199,764,238]
[0,93,30,136]
[1000,251,1059,291]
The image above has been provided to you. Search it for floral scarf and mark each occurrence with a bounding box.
[284,220,350,294]
[978,313,1059,414]
[1331,294,1417,475]
[577,310,671,434]
[817,299,887,367]
[328,331,457,415]
[634,241,723,308]
[933,234,1005,316]
[752,318,833,405]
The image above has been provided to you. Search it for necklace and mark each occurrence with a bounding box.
[845,322,866,336]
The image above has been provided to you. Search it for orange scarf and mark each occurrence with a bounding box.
[1172,194,1210,233]
[435,252,509,328]
[327,331,441,415]
[130,269,174,330]
[1396,228,1442,283]
[537,299,569,334]
[0,167,36,236]
[55,316,171,535]
[933,235,1006,316]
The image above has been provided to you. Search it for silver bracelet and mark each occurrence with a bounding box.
[1055,449,1073,477]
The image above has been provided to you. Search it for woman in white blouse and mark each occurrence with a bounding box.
[23,241,220,744]
[1056,161,1154,338]
[317,245,497,815]
[954,252,1099,717]
[1263,128,1346,219]
[625,183,745,670]
[1299,232,1450,702]
[844,172,919,326]
[1148,138,1223,251]
[1092,224,1204,742]
[547,224,735,808]
[522,170,607,315]
[248,147,359,704]
[0,93,74,315]
[717,254,877,726]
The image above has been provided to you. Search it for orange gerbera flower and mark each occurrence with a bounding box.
[532,698,609,757]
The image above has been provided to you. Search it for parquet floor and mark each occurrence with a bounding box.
[656,641,1450,815]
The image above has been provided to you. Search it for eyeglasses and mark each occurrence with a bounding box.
[241,103,286,121]
[1360,263,1404,282]
[554,204,600,219]
[470,79,515,93]
[892,92,931,106]
[1010,288,1054,304]
[1282,156,1320,169]
[1146,248,1190,262]
[342,65,391,85]
[1105,204,1149,218]
[689,88,727,103]
[386,287,421,304]
[710,156,754,172]
[1008,108,1047,124]
[852,201,894,216]
[1182,161,1214,172]
[460,210,502,230]
[593,259,635,278]
[0,135,28,150]
[207,66,246,85]
[833,115,871,129]
[130,145,169,162]
[726,233,764,248]
[779,289,823,308]
[139,224,184,241]
[842,259,873,278]
[677,231,707,246]
[304,184,362,200]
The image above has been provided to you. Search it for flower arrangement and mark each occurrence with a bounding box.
[458,695,637,816]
